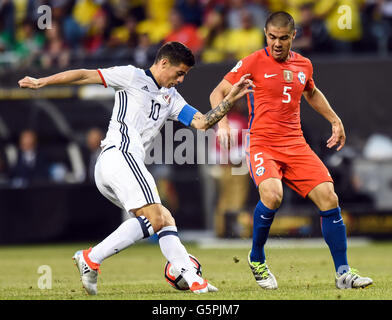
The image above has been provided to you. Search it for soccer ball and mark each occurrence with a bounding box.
[164,254,202,290]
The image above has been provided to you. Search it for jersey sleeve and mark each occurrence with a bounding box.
[304,60,315,91]
[168,90,199,126]
[224,53,257,85]
[97,65,135,90]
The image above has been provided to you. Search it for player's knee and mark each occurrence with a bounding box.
[320,190,339,211]
[259,179,283,210]
[150,205,175,232]
[160,206,176,227]
[260,191,282,210]
[150,213,165,232]
[135,204,172,232]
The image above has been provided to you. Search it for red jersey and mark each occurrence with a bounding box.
[224,47,315,146]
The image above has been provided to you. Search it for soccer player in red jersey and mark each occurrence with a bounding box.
[210,11,373,289]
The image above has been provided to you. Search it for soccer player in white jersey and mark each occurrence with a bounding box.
[18,42,254,295]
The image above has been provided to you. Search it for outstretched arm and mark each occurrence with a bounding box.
[190,74,254,131]
[303,87,346,151]
[18,69,103,89]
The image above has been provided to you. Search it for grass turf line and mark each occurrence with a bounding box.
[0,241,390,300]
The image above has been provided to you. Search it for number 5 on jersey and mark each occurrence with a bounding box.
[254,152,264,167]
[282,86,292,103]
[254,152,266,177]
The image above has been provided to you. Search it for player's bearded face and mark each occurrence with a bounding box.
[265,25,296,62]
[161,61,191,88]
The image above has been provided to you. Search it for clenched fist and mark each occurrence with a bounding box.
[18,76,43,89]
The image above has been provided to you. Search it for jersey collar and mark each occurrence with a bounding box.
[264,47,293,62]
[145,69,161,90]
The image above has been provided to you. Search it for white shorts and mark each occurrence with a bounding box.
[94,145,161,215]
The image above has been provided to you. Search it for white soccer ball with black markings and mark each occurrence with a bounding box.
[164,254,202,290]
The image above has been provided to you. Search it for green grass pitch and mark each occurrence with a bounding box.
[0,241,391,300]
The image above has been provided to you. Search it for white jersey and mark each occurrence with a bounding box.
[98,65,191,160]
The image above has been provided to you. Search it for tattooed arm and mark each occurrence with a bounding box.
[191,74,254,130]
[191,99,233,130]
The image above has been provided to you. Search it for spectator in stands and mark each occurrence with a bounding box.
[175,0,203,27]
[202,0,228,20]
[292,3,315,54]
[108,13,139,49]
[0,0,15,41]
[247,0,269,30]
[2,0,390,67]
[313,0,364,54]
[292,2,331,55]
[14,19,45,68]
[227,0,269,30]
[377,0,392,53]
[9,129,49,188]
[64,0,101,49]
[136,0,174,44]
[52,0,75,21]
[83,8,110,56]
[104,13,140,62]
[199,5,230,63]
[227,0,247,29]
[0,0,15,59]
[40,20,71,69]
[133,33,160,68]
[0,143,9,185]
[266,0,285,13]
[26,0,47,24]
[226,8,264,60]
[84,127,104,183]
[164,8,203,56]
[127,0,147,22]
[267,0,316,24]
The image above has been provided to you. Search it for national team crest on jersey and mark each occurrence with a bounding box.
[256,166,265,176]
[283,70,293,83]
[298,71,306,85]
[163,94,171,104]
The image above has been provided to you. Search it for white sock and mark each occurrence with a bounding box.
[157,226,203,286]
[89,215,154,264]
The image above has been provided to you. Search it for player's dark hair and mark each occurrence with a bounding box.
[154,42,195,67]
[265,11,295,32]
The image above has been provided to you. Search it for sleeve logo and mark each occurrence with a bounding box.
[230,60,242,73]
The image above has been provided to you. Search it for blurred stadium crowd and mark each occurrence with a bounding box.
[1,1,392,241]
[1,0,392,70]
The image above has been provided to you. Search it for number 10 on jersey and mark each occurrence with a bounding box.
[149,100,161,121]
